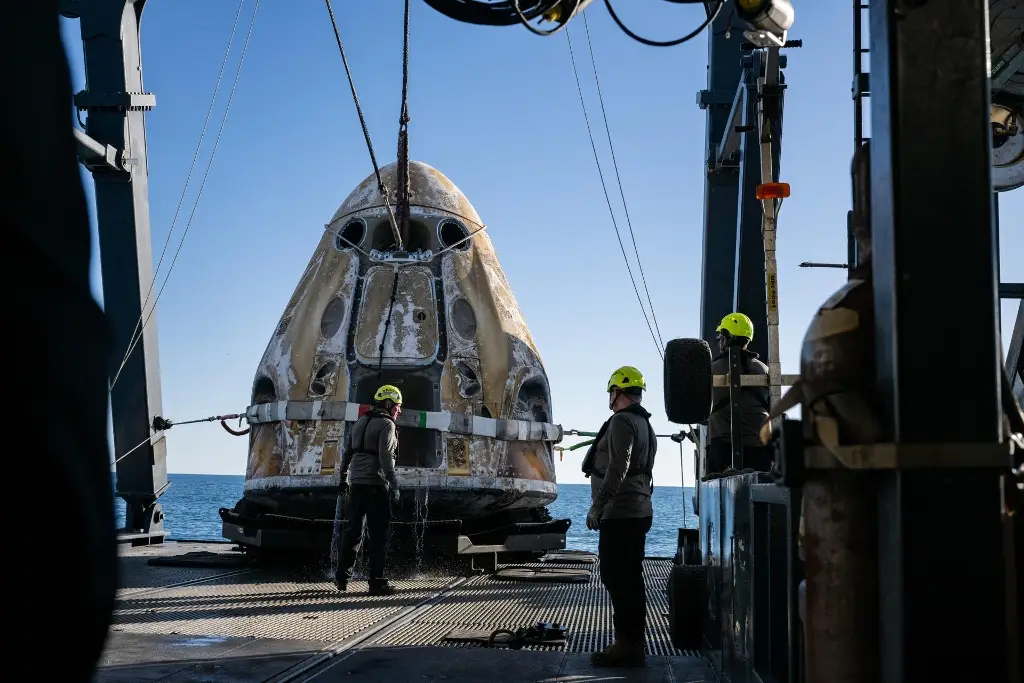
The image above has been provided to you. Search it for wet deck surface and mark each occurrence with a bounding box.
[95,542,715,682]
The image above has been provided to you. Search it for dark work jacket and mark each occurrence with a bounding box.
[340,409,399,489]
[582,403,657,520]
[707,348,770,447]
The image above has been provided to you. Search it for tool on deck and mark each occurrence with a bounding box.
[486,622,570,649]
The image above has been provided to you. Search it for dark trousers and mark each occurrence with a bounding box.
[706,441,774,475]
[598,516,653,643]
[337,484,392,584]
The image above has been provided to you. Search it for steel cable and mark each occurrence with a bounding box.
[566,27,664,360]
[111,0,261,389]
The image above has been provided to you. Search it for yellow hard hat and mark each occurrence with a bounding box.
[716,312,755,340]
[607,366,646,393]
[374,384,403,405]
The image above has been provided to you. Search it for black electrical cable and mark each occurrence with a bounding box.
[603,0,725,47]
[378,269,401,377]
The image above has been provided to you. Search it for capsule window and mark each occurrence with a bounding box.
[335,218,366,251]
[370,222,398,252]
[515,378,550,424]
[450,297,477,340]
[438,219,471,251]
[455,360,481,397]
[406,220,434,253]
[310,360,338,396]
[252,376,276,405]
[320,297,346,339]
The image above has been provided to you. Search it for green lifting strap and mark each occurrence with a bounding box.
[565,438,596,452]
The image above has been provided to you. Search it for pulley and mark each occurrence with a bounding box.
[992,98,1024,192]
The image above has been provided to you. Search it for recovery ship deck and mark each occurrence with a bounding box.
[98,541,714,682]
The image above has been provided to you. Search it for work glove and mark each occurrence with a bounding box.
[391,487,401,505]
[586,502,603,531]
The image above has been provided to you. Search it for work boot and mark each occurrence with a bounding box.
[589,640,646,668]
[333,574,347,592]
[368,580,396,596]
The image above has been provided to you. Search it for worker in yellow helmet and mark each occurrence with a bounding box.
[335,384,403,596]
[707,312,772,475]
[581,366,658,668]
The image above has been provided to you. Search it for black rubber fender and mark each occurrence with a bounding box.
[664,338,714,425]
[667,563,708,652]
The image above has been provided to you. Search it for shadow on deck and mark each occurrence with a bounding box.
[93,542,714,683]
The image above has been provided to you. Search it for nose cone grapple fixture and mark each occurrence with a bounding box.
[236,161,562,530]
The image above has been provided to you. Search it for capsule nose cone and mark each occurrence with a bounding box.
[330,161,482,228]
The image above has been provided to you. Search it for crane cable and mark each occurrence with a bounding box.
[566,26,664,360]
[110,0,256,390]
[324,0,403,250]
[395,0,413,244]
[112,412,249,467]
[379,0,415,379]
[580,11,664,351]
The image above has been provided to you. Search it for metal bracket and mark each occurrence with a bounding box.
[992,50,1024,91]
[73,90,156,111]
[742,29,787,49]
[73,127,126,172]
[853,72,870,98]
[1000,283,1024,300]
[697,88,738,110]
[713,373,799,387]
[803,442,1016,470]
[715,82,747,169]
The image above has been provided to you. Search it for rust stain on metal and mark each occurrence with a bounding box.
[802,472,879,683]
[446,437,470,476]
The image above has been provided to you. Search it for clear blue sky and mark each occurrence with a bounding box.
[61,2,1021,487]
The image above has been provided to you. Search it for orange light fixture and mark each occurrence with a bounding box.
[756,182,791,200]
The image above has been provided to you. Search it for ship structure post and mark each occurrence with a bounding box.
[869,0,1015,680]
[62,0,167,545]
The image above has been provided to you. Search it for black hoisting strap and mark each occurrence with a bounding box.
[395,0,413,247]
[377,268,401,377]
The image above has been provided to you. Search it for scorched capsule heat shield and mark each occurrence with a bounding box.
[234,161,562,532]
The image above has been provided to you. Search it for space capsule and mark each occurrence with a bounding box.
[226,161,562,541]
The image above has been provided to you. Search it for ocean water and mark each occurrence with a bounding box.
[114,474,697,557]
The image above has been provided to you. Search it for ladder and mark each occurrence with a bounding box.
[850,1,870,270]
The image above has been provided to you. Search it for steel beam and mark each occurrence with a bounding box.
[698,9,746,347]
[1008,301,1024,400]
[73,126,124,171]
[732,51,770,362]
[1000,283,1024,299]
[715,81,746,170]
[66,0,167,543]
[869,0,1014,681]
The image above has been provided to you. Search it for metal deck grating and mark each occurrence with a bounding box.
[373,558,681,655]
[108,545,687,658]
[115,543,248,596]
[110,570,451,642]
